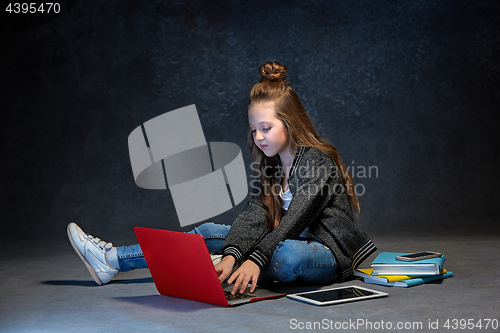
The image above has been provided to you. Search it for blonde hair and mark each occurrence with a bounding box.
[248,61,359,231]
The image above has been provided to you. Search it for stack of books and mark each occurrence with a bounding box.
[354,252,453,288]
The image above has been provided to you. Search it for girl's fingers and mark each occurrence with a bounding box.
[231,277,241,295]
[215,266,223,279]
[218,270,228,283]
[215,258,235,283]
[240,276,251,294]
[227,271,237,285]
[227,262,260,294]
[231,273,249,295]
[250,276,257,293]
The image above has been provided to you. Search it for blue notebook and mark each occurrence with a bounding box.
[371,252,445,276]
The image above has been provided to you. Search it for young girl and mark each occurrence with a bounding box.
[67,61,376,295]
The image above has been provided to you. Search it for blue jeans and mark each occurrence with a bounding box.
[117,222,337,284]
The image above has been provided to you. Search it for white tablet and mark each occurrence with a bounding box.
[287,285,388,306]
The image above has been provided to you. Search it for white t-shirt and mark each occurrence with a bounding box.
[280,186,320,241]
[280,186,293,210]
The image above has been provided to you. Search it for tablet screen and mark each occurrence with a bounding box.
[296,287,376,303]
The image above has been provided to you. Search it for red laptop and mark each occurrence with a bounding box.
[134,227,286,306]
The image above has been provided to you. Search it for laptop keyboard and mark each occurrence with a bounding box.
[224,291,255,301]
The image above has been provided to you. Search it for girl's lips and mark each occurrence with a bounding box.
[260,145,268,150]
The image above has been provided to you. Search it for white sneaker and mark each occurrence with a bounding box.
[67,222,119,285]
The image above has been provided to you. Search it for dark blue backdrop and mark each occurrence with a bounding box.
[2,0,499,242]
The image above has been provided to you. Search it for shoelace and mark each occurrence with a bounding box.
[87,235,113,251]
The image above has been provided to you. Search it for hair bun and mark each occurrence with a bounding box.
[259,61,288,84]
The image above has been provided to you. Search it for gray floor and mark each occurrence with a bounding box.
[1,234,499,333]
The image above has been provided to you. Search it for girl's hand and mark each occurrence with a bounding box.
[228,260,260,295]
[215,255,235,283]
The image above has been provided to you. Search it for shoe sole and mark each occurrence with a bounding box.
[67,223,104,286]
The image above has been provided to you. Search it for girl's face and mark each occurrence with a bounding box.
[248,101,290,158]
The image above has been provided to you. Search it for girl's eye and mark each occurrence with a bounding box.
[262,127,271,133]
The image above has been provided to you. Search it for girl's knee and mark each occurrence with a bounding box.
[267,240,336,283]
[191,222,216,234]
[190,222,229,237]
[269,241,307,278]
[272,240,314,264]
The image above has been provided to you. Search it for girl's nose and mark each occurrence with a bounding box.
[255,131,264,141]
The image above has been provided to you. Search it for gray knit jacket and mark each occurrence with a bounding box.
[221,146,376,282]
